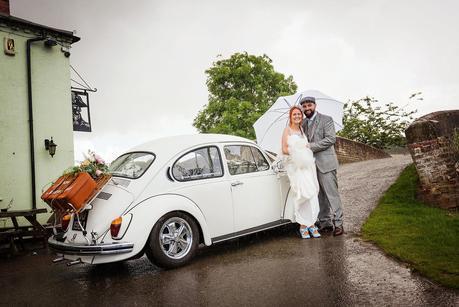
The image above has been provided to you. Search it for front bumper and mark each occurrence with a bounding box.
[48,237,134,255]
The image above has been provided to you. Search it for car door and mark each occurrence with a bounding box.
[223,144,283,232]
[169,146,234,238]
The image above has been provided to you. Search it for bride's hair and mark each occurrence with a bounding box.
[289,106,303,127]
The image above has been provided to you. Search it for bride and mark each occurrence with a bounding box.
[281,106,321,239]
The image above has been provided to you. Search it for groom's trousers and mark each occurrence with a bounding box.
[317,169,343,228]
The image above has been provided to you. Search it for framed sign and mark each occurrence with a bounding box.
[3,37,15,55]
[72,90,92,132]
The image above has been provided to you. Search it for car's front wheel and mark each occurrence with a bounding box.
[146,211,199,269]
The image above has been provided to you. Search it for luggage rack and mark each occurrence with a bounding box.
[41,173,112,242]
[74,174,112,213]
[42,173,112,214]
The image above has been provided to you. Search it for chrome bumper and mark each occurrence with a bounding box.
[48,237,134,255]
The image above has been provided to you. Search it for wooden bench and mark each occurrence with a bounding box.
[0,208,48,255]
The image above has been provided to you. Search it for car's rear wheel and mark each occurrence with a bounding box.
[146,211,199,269]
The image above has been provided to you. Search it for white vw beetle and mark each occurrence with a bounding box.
[49,134,295,268]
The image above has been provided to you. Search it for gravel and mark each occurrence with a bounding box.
[338,154,413,234]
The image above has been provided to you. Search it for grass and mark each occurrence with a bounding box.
[362,164,459,289]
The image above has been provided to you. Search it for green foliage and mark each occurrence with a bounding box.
[338,94,420,149]
[193,52,297,139]
[362,164,459,289]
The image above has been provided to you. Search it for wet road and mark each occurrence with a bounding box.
[1,155,458,306]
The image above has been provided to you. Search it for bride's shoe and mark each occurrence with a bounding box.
[308,226,321,238]
[300,227,311,239]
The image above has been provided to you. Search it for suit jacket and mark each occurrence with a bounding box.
[302,112,339,173]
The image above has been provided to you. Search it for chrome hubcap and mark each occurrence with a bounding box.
[159,217,193,259]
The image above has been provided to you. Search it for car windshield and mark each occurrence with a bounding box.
[109,152,155,179]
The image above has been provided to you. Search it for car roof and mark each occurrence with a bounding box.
[128,133,256,157]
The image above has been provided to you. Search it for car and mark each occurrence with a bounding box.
[48,134,296,268]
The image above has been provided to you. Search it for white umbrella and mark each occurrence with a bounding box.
[253,89,344,155]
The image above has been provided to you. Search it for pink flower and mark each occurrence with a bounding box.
[95,169,103,177]
[94,154,105,165]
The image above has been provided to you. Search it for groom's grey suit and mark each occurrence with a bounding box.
[302,112,343,228]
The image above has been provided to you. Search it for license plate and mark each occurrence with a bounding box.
[72,211,88,231]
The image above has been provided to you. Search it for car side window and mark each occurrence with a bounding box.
[224,145,269,175]
[172,146,223,181]
[109,152,155,179]
[250,147,270,171]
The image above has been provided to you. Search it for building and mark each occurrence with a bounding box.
[0,0,80,224]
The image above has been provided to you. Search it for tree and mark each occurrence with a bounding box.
[193,52,297,139]
[337,93,421,149]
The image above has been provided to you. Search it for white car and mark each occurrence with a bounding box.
[48,134,295,268]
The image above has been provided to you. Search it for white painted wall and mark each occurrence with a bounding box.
[0,27,76,225]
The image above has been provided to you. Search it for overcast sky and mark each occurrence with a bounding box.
[11,0,459,162]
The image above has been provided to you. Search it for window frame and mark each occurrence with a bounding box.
[109,151,156,180]
[171,145,225,182]
[223,144,271,176]
[249,146,271,172]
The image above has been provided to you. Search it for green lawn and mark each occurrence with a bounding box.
[362,164,459,289]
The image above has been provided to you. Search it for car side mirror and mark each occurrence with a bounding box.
[271,159,285,174]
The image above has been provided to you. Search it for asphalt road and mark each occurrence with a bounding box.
[1,154,458,306]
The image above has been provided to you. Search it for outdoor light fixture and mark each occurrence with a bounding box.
[44,39,57,48]
[44,138,57,157]
[61,47,70,57]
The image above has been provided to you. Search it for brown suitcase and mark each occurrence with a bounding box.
[42,172,97,211]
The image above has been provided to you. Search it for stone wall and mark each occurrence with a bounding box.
[335,136,391,164]
[405,110,459,209]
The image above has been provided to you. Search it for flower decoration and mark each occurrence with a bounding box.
[64,150,109,179]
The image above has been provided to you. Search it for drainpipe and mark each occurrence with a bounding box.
[26,37,45,210]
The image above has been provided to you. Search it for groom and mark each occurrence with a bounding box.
[300,96,344,236]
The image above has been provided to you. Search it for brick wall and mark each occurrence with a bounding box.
[405,110,459,209]
[0,0,9,15]
[335,136,391,164]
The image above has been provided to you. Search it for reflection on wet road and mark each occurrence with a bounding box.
[1,226,457,306]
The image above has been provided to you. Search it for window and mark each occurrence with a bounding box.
[172,146,223,181]
[109,152,155,179]
[224,145,270,175]
[251,147,270,171]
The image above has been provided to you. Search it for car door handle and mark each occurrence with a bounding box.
[231,181,243,187]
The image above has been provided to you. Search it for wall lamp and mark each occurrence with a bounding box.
[61,47,71,57]
[44,137,57,157]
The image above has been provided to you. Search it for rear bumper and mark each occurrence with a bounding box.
[48,237,134,255]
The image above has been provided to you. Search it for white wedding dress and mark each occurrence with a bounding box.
[285,130,320,226]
